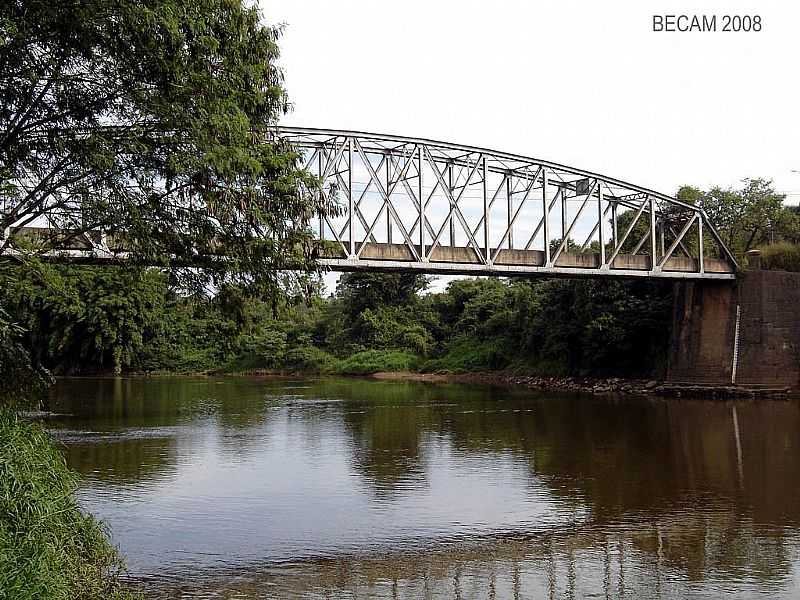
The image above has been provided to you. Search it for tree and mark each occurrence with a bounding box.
[0,306,51,406]
[609,180,797,262]
[512,278,673,376]
[334,272,429,319]
[318,273,432,356]
[0,261,52,405]
[1,0,333,294]
[696,179,794,256]
[3,265,167,374]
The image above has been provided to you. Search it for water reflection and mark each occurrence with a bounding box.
[46,377,800,598]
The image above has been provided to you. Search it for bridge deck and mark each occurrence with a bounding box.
[322,242,735,279]
[7,228,733,280]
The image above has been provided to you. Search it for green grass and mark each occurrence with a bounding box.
[757,242,800,272]
[335,349,421,375]
[0,410,139,600]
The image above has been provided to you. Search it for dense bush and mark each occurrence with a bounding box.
[0,263,676,378]
[283,346,338,373]
[336,350,421,375]
[757,242,800,272]
[2,265,167,375]
[0,307,51,408]
[421,338,511,373]
[0,411,138,599]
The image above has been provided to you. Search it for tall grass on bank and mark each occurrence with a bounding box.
[335,350,421,375]
[757,242,800,272]
[0,410,138,600]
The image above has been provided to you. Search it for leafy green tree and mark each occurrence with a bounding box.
[444,278,513,337]
[3,265,166,374]
[0,263,52,405]
[334,272,429,318]
[516,279,673,375]
[320,273,430,354]
[687,179,795,257]
[0,306,51,407]
[355,306,436,355]
[1,0,331,294]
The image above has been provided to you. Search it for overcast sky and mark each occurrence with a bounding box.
[260,0,800,291]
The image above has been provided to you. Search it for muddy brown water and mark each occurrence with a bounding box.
[46,376,800,598]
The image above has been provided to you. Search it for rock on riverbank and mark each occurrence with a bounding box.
[369,372,791,399]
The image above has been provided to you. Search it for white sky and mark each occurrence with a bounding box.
[260,0,800,292]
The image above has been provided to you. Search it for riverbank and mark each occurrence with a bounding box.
[57,367,794,400]
[0,409,139,599]
[368,371,793,399]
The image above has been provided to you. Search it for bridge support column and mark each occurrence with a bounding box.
[668,269,800,388]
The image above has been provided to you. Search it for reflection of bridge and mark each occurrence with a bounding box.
[6,128,737,280]
[146,507,754,599]
[280,128,736,280]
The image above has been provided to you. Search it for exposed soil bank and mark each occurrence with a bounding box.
[369,371,792,399]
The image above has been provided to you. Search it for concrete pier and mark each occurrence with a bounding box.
[668,268,800,389]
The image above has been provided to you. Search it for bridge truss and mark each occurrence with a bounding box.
[2,127,737,280]
[275,127,737,280]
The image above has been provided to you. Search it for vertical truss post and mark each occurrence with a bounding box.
[611,203,618,249]
[506,175,513,249]
[659,221,665,257]
[448,162,455,247]
[598,183,605,266]
[0,195,6,244]
[562,188,568,252]
[698,216,705,273]
[317,150,324,239]
[549,180,598,266]
[483,156,490,265]
[0,191,7,244]
[649,196,657,270]
[543,169,550,266]
[386,155,392,244]
[418,146,425,260]
[348,138,354,257]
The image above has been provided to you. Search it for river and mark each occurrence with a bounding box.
[46,376,800,598]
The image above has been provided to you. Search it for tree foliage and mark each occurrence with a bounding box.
[3,264,166,374]
[697,179,796,256]
[0,306,51,407]
[0,263,52,406]
[0,258,676,379]
[1,0,332,294]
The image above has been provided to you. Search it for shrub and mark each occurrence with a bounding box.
[0,411,138,599]
[283,346,337,373]
[421,338,509,373]
[238,326,288,368]
[335,350,421,375]
[0,308,52,408]
[758,242,800,272]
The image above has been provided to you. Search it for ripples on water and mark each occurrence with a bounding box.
[46,377,800,598]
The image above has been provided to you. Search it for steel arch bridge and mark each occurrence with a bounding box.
[274,127,737,280]
[3,127,737,280]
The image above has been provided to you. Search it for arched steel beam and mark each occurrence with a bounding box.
[273,127,739,277]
